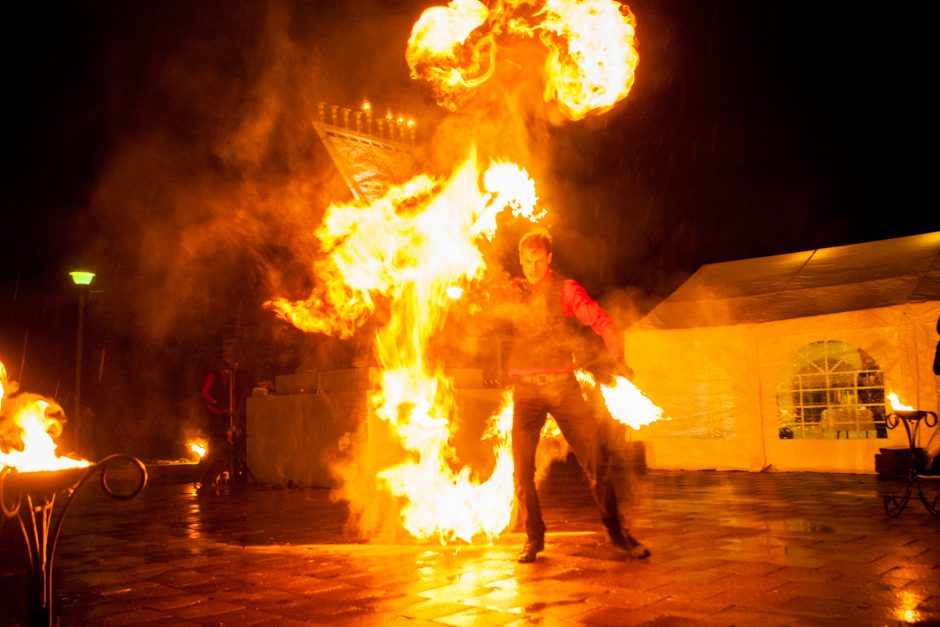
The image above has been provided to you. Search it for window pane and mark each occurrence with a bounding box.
[777,340,887,440]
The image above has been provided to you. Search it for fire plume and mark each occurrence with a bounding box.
[575,370,666,429]
[0,360,90,473]
[267,151,542,542]
[268,0,643,544]
[407,0,639,121]
[188,439,208,460]
[537,0,639,120]
[407,0,494,112]
[378,389,516,542]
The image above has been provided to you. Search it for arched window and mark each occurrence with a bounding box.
[776,340,887,440]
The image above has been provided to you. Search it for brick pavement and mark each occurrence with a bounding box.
[2,459,939,626]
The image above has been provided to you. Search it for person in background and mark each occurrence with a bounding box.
[857,368,887,438]
[929,314,940,474]
[934,314,940,377]
[503,227,650,563]
[196,362,234,493]
[252,377,274,396]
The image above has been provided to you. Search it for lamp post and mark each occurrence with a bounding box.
[69,270,95,452]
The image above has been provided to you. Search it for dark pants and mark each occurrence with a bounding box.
[512,376,621,541]
[198,412,232,487]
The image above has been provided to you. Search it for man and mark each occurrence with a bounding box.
[933,314,940,376]
[507,227,649,563]
[197,362,234,493]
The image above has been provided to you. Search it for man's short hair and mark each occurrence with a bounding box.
[518,227,553,255]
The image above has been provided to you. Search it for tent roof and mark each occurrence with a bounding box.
[637,231,940,329]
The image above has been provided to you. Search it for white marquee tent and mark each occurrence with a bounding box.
[624,230,940,473]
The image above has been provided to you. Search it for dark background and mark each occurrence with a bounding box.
[2,1,937,460]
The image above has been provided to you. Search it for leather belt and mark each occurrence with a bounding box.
[514,372,572,386]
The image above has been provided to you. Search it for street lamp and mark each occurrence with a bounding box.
[69,270,95,452]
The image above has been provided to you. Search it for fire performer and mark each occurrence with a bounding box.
[504,227,649,563]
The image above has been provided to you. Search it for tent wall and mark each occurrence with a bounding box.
[757,302,938,472]
[627,325,765,471]
[625,301,940,473]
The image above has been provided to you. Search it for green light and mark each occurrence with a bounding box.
[69,271,96,286]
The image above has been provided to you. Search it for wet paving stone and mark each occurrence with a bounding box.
[2,460,939,625]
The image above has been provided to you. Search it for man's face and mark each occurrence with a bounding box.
[519,245,552,285]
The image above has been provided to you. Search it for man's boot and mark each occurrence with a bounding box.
[608,528,650,559]
[516,536,544,563]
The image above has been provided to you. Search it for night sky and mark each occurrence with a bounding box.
[2,0,938,459]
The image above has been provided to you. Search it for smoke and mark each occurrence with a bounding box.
[22,0,654,474]
[73,0,645,363]
[32,2,437,459]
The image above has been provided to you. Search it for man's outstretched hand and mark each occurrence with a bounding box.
[591,355,635,386]
[614,362,636,382]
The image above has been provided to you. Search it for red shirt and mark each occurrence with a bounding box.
[201,369,231,414]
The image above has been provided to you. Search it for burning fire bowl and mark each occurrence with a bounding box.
[884,409,938,436]
[1,454,147,516]
[0,454,148,626]
[888,409,936,422]
[1,466,88,504]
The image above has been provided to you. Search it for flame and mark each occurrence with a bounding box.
[378,389,516,542]
[267,150,541,337]
[407,0,639,120]
[267,0,641,544]
[575,370,666,429]
[472,161,543,239]
[188,439,208,460]
[406,0,494,112]
[887,392,913,411]
[0,360,90,473]
[537,0,639,120]
[266,143,659,540]
[267,150,543,542]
